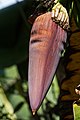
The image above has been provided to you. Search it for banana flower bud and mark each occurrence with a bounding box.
[28,12,67,114]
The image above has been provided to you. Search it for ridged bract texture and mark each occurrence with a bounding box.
[28,12,67,112]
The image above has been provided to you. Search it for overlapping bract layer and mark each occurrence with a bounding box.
[28,12,67,113]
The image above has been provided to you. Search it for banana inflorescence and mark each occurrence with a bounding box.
[28,12,67,114]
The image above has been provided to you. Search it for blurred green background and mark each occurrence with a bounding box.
[0,65,60,120]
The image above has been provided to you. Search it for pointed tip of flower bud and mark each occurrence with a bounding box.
[32,110,36,115]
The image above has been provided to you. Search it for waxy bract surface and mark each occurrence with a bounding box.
[28,12,67,112]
